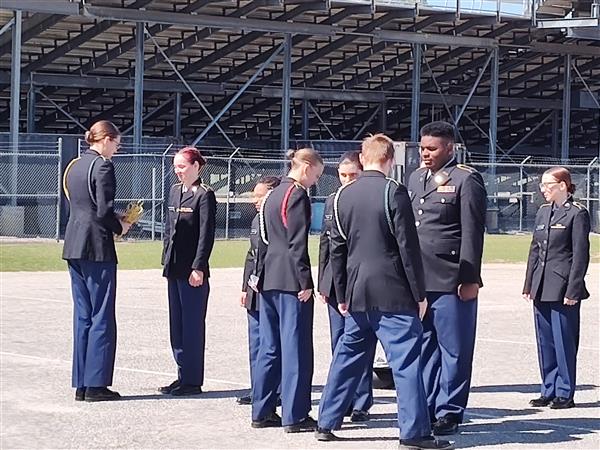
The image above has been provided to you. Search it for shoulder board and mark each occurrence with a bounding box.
[456,164,476,173]
[540,203,551,207]
[293,181,307,192]
[572,201,587,211]
[385,177,400,186]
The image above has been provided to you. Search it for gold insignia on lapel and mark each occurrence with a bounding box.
[550,224,566,229]
[433,171,450,186]
[437,185,456,193]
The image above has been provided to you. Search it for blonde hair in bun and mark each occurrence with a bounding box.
[85,120,121,145]
[287,147,323,169]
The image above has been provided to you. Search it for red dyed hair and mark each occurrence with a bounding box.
[544,166,576,195]
[176,146,206,167]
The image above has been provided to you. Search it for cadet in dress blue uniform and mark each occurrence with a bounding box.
[160,147,216,396]
[407,122,487,435]
[318,151,375,423]
[316,134,452,450]
[62,120,131,402]
[251,148,324,432]
[237,176,281,406]
[523,167,591,410]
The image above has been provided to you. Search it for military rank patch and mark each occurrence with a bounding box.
[437,185,456,193]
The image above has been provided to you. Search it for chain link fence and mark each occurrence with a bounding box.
[1,137,598,239]
[0,139,62,239]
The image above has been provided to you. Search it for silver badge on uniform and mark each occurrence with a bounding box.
[536,224,545,231]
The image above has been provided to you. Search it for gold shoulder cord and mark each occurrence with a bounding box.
[62,157,81,202]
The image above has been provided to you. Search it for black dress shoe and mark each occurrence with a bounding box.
[550,397,575,409]
[529,395,554,407]
[251,412,282,428]
[315,427,338,441]
[399,436,454,450]
[350,410,370,422]
[284,416,317,433]
[432,416,459,436]
[237,394,252,405]
[75,388,86,401]
[158,379,180,394]
[84,387,121,402]
[170,384,202,396]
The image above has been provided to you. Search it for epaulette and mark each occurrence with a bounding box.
[572,201,587,211]
[456,164,476,173]
[386,177,400,186]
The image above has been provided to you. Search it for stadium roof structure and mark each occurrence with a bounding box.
[0,0,598,160]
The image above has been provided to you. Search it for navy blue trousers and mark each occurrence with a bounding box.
[421,292,477,422]
[318,311,431,440]
[247,309,260,389]
[534,301,581,400]
[327,301,374,412]
[167,278,210,386]
[68,259,117,388]
[252,290,314,426]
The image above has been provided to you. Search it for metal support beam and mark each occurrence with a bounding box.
[27,85,36,133]
[411,43,422,142]
[1,1,80,15]
[455,51,494,124]
[302,99,309,140]
[133,22,144,151]
[192,41,285,146]
[374,29,498,48]
[489,47,499,204]
[281,34,292,152]
[9,10,22,206]
[145,26,236,148]
[174,92,182,139]
[380,100,387,133]
[552,110,559,158]
[83,5,335,36]
[10,10,22,152]
[561,54,572,163]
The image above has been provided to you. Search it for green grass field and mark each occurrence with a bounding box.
[0,234,598,272]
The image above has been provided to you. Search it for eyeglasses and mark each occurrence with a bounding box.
[538,181,560,190]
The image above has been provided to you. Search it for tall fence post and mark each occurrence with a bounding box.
[160,144,174,242]
[519,156,531,232]
[151,167,156,241]
[587,157,598,211]
[56,137,63,241]
[225,148,241,240]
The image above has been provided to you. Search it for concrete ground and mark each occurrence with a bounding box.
[1,264,598,449]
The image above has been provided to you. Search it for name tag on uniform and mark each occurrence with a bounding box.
[536,224,545,231]
[168,206,175,211]
[550,224,566,229]
[177,207,194,213]
[437,185,456,193]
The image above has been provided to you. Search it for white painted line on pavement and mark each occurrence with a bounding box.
[0,351,247,387]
